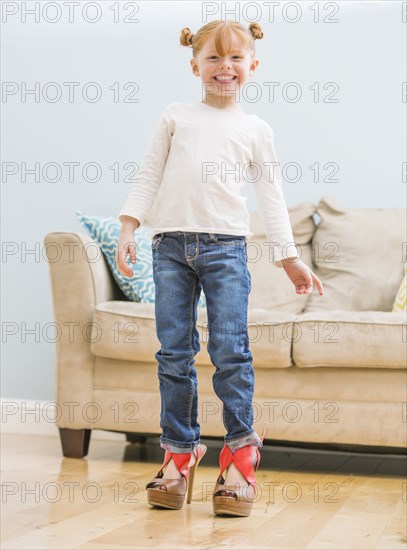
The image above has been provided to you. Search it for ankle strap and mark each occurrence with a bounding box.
[217,444,260,486]
[161,451,192,479]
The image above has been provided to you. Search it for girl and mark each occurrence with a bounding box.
[116,19,323,517]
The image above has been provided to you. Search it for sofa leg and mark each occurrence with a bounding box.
[126,433,147,444]
[59,428,91,458]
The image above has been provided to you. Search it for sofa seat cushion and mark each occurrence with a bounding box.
[90,301,298,368]
[292,310,407,369]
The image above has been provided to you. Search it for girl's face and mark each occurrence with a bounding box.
[191,33,259,99]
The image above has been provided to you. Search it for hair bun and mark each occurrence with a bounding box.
[249,22,263,40]
[180,27,194,47]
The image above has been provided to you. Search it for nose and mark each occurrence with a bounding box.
[219,59,232,69]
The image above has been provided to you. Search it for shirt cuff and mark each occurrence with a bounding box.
[118,211,144,226]
[271,243,299,268]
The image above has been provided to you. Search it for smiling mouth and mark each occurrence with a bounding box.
[213,76,238,82]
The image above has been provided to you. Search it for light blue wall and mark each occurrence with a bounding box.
[2,1,405,400]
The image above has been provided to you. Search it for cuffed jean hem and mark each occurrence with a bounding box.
[224,429,263,454]
[160,437,201,454]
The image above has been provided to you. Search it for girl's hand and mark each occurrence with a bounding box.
[281,258,324,296]
[115,231,137,278]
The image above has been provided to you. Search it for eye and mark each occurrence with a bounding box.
[208,55,242,60]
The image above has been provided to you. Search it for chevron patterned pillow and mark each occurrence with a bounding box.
[76,211,207,308]
[392,263,406,313]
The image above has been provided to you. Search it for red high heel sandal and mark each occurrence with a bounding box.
[212,429,266,517]
[146,443,207,510]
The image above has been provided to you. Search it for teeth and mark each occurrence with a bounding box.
[215,76,236,81]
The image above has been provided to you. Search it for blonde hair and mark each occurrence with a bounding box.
[180,20,263,59]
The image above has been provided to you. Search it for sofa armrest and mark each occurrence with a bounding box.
[44,231,118,322]
[43,231,119,427]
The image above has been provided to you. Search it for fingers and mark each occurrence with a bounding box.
[119,252,134,277]
[296,270,324,296]
[312,272,324,296]
[129,243,137,264]
[115,242,136,278]
[297,283,312,294]
[297,268,313,294]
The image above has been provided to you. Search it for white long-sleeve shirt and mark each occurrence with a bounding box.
[118,101,299,267]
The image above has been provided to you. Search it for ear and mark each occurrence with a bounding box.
[250,58,260,73]
[190,58,200,77]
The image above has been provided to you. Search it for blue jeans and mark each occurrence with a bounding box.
[151,231,263,455]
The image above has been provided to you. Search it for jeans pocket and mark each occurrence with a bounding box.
[152,233,165,251]
[212,234,246,246]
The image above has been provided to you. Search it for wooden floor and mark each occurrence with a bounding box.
[1,433,406,550]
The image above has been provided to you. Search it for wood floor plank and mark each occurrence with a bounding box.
[304,478,406,549]
[232,471,352,549]
[374,498,407,549]
[3,503,149,549]
[2,434,405,550]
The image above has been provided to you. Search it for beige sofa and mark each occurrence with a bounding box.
[44,196,407,458]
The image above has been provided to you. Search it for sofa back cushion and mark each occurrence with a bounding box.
[303,196,407,313]
[248,203,317,314]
